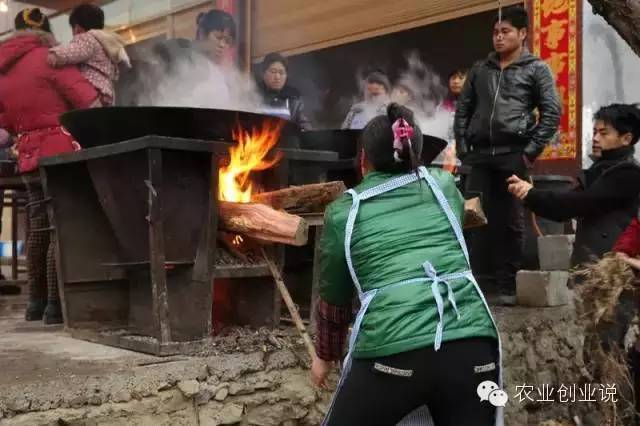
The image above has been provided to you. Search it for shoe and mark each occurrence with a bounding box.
[43,300,63,324]
[25,299,46,321]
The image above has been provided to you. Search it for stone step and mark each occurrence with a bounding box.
[537,235,575,271]
[516,270,570,307]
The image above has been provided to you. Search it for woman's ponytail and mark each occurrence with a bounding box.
[360,103,423,173]
[388,103,420,171]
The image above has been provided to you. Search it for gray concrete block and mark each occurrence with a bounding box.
[537,234,575,271]
[516,270,570,307]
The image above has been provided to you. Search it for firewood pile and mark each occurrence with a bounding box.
[574,254,640,425]
[217,181,347,252]
[217,182,487,255]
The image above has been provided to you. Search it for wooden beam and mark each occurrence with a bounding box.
[147,149,172,344]
[252,0,521,59]
[25,0,115,12]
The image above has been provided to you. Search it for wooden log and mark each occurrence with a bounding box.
[251,181,346,213]
[219,201,308,246]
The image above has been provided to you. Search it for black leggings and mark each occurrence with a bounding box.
[325,337,499,426]
[24,177,58,304]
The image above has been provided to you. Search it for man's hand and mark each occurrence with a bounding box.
[311,355,332,389]
[507,175,533,200]
[616,252,640,271]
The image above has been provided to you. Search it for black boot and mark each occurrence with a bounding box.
[25,299,46,321]
[43,300,63,325]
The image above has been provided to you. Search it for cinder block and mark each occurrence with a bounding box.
[537,235,575,271]
[516,270,570,307]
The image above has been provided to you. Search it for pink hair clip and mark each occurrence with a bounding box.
[392,118,414,163]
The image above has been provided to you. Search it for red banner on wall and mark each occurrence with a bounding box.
[529,0,581,161]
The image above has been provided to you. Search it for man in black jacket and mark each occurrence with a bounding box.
[508,103,640,267]
[454,6,561,298]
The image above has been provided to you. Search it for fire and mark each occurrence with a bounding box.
[219,120,284,203]
[442,144,457,174]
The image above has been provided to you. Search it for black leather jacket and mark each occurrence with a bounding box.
[454,50,561,160]
[258,83,311,130]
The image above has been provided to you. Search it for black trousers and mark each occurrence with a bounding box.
[464,152,529,292]
[325,337,499,426]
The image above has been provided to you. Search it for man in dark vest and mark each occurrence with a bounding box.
[508,103,640,267]
[454,6,561,298]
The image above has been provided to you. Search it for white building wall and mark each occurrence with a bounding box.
[583,5,640,167]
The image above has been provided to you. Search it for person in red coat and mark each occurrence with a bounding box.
[613,217,640,271]
[0,8,98,324]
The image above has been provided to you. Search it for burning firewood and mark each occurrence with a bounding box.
[251,181,347,213]
[219,201,308,246]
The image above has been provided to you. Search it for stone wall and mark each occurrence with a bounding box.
[0,350,333,426]
[496,302,600,425]
[0,302,601,426]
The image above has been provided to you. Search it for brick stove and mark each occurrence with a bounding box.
[38,133,337,356]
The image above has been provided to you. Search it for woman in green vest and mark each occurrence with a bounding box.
[311,103,503,425]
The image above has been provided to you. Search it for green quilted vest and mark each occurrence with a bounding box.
[319,168,498,358]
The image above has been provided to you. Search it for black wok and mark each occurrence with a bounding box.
[59,107,301,148]
[300,129,449,165]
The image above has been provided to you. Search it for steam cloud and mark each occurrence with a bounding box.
[117,41,454,154]
[394,51,451,141]
[342,51,452,140]
[117,39,263,113]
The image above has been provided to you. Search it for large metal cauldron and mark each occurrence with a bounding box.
[60,107,300,148]
[298,129,448,187]
[300,129,448,165]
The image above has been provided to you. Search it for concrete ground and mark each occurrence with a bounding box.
[0,262,141,390]
[0,313,161,388]
[0,259,141,390]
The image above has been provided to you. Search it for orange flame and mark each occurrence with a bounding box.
[442,144,457,174]
[218,120,284,203]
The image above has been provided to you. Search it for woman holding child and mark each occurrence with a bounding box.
[0,8,99,324]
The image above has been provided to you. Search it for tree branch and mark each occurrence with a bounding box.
[587,0,640,58]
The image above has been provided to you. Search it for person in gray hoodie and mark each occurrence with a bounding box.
[342,69,391,130]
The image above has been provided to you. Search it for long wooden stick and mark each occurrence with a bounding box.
[261,247,317,359]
